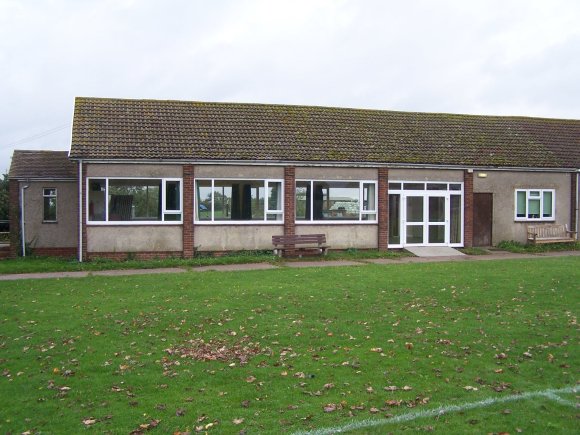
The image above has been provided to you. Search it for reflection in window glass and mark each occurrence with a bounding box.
[196,180,212,221]
[389,194,401,244]
[43,188,57,221]
[109,179,161,221]
[406,196,423,223]
[196,179,282,221]
[450,195,462,244]
[406,225,423,244]
[88,179,106,221]
[428,197,445,222]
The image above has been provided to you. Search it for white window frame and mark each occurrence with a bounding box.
[194,178,284,224]
[296,179,378,224]
[387,181,464,248]
[86,177,183,225]
[43,188,57,222]
[514,189,555,222]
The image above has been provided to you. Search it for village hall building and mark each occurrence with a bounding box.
[8,97,580,261]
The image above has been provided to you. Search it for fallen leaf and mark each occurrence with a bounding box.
[405,342,414,350]
[402,385,413,391]
[463,386,478,391]
[82,418,97,426]
[245,376,256,383]
[323,403,337,413]
[232,418,244,425]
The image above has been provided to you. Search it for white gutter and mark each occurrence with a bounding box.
[20,184,29,257]
[66,157,577,173]
[78,160,83,262]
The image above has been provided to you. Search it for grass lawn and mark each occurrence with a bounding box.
[0,249,409,275]
[0,258,577,434]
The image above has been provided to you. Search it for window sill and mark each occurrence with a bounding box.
[42,221,58,224]
[194,221,284,225]
[297,221,378,225]
[87,221,183,226]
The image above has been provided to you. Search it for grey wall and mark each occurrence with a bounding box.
[296,167,378,180]
[389,168,463,181]
[196,165,284,179]
[86,164,182,178]
[21,181,78,248]
[296,224,378,249]
[473,171,572,244]
[195,225,284,251]
[87,226,182,252]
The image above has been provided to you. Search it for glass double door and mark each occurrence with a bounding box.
[404,193,449,246]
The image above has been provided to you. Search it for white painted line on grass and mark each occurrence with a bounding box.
[292,386,577,435]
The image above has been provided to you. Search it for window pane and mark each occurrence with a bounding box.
[516,191,526,218]
[450,195,462,244]
[296,181,310,220]
[388,182,401,190]
[404,183,425,190]
[196,180,212,221]
[449,184,462,191]
[43,197,56,221]
[165,181,180,211]
[268,182,282,212]
[164,213,182,221]
[214,180,264,221]
[266,213,283,221]
[406,225,423,244]
[109,179,161,221]
[428,197,445,222]
[314,181,359,220]
[406,196,423,222]
[363,183,376,211]
[388,194,400,244]
[528,198,540,218]
[427,183,447,190]
[542,192,553,218]
[88,179,106,221]
[428,225,445,243]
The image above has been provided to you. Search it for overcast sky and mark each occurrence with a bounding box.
[1,0,579,172]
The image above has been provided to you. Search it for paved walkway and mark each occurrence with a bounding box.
[0,250,578,281]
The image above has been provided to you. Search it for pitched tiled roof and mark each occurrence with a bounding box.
[9,150,77,179]
[70,97,580,169]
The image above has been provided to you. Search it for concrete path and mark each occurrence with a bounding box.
[405,246,465,257]
[0,250,577,281]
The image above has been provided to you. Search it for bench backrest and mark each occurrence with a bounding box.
[527,224,567,238]
[272,234,326,245]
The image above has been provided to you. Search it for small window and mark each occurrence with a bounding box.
[43,188,57,222]
[515,189,555,221]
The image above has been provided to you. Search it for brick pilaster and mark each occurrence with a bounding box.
[571,173,578,236]
[378,168,389,251]
[81,163,88,262]
[8,179,20,258]
[284,167,296,237]
[464,170,474,248]
[183,165,195,257]
[283,167,296,256]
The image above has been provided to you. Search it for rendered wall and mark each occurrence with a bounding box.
[296,225,378,249]
[195,165,284,179]
[195,225,284,251]
[473,171,572,244]
[87,226,182,252]
[22,181,78,248]
[388,168,463,181]
[86,164,182,178]
[296,167,378,180]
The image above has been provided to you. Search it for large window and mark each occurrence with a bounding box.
[296,180,377,222]
[87,178,182,223]
[195,179,283,222]
[43,188,57,222]
[515,189,555,221]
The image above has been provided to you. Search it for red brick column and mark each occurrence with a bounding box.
[464,170,474,248]
[81,163,88,261]
[378,168,389,251]
[283,167,296,256]
[183,165,195,258]
[571,174,578,235]
[8,179,20,258]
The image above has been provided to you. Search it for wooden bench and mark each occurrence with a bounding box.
[272,234,330,257]
[527,224,577,244]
